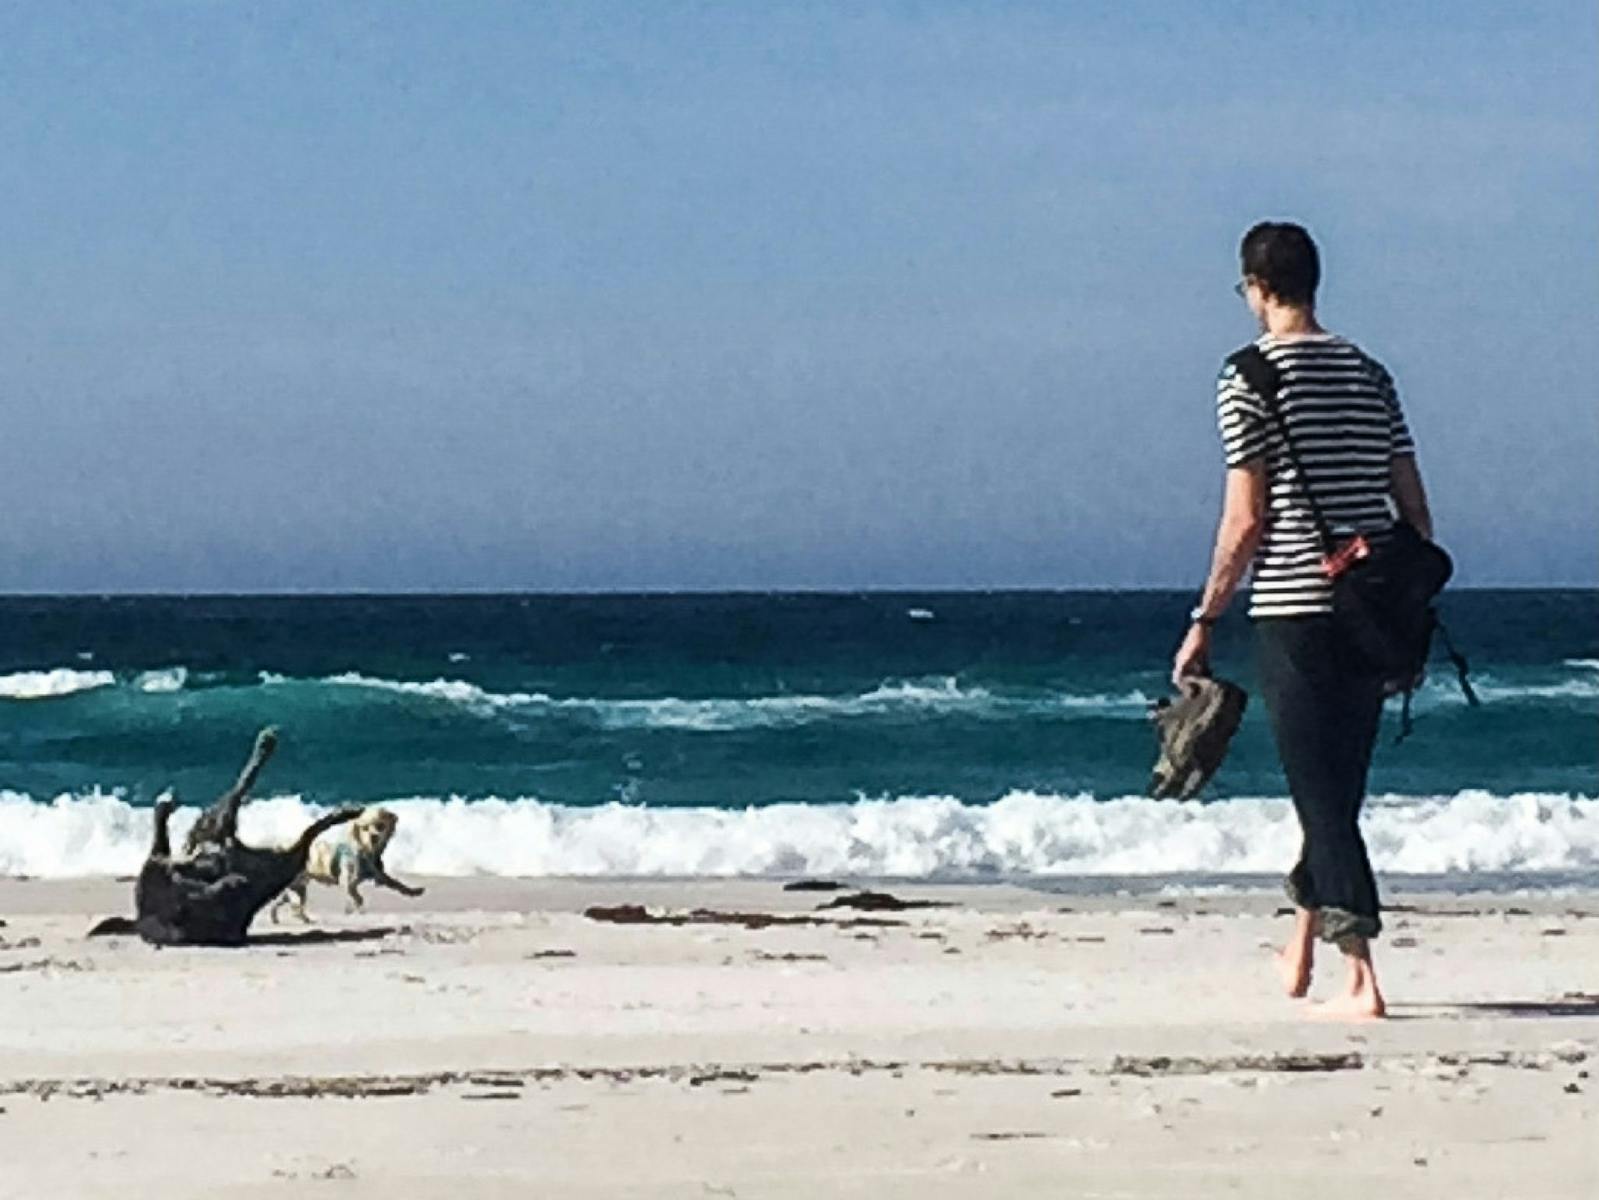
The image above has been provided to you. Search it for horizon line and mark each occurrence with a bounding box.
[0,583,1593,600]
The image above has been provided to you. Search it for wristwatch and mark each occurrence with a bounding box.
[1188,605,1219,628]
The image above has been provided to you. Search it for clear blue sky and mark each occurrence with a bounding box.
[1,2,1593,591]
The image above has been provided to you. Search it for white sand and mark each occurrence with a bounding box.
[1,877,1595,1197]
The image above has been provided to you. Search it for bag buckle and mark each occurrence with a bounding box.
[1322,534,1371,579]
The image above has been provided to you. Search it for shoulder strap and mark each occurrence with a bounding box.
[1393,616,1480,744]
[1434,618,1480,707]
[1225,345,1336,554]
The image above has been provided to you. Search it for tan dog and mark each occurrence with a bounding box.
[269,806,424,922]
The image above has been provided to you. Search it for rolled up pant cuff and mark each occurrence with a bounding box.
[1282,875,1381,945]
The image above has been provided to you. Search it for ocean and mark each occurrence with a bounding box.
[0,590,1593,881]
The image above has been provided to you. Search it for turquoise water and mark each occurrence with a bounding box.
[0,591,1593,878]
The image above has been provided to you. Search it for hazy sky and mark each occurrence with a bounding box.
[1,3,1593,591]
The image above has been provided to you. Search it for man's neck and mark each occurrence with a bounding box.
[1262,304,1323,338]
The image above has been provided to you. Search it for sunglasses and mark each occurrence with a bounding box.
[1233,278,1250,297]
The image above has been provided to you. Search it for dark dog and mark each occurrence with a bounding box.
[91,728,360,946]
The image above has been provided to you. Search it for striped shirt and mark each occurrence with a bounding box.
[1215,333,1415,619]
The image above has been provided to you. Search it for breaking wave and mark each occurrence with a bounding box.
[2,657,1592,727]
[310,672,1154,729]
[0,666,188,699]
[2,789,1594,880]
[0,669,118,700]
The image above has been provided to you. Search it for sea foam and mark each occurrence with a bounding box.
[308,672,1151,729]
[0,669,118,700]
[0,666,188,700]
[1,789,1594,880]
[3,658,1591,721]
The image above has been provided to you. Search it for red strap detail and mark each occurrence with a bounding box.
[1321,535,1371,579]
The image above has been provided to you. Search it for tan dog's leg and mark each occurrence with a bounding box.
[342,856,364,914]
[279,875,312,923]
[269,879,307,924]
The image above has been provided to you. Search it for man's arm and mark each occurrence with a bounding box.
[1390,454,1433,540]
[1173,463,1267,684]
[1196,463,1268,617]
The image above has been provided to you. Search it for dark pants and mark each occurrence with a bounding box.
[1256,616,1386,945]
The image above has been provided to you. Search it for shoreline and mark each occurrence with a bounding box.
[5,869,1599,904]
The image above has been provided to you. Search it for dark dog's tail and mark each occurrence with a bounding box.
[290,808,363,857]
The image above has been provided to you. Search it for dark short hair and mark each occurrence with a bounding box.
[1240,222,1320,305]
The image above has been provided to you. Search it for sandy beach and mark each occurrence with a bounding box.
[1,876,1595,1198]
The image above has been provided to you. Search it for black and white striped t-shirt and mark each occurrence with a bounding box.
[1215,333,1415,619]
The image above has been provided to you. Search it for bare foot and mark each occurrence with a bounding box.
[1307,991,1387,1021]
[1275,947,1312,998]
[1275,907,1319,999]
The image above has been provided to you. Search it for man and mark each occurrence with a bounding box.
[1173,221,1434,1019]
